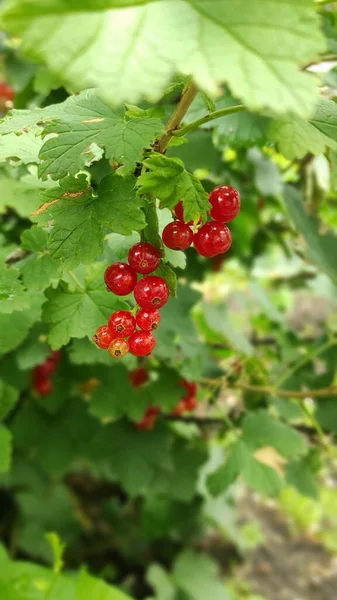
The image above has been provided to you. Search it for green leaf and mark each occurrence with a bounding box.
[89,420,172,496]
[0,425,12,473]
[248,148,283,196]
[242,410,308,458]
[152,441,206,502]
[0,379,18,420]
[207,443,244,496]
[21,225,47,252]
[203,303,254,356]
[310,97,337,143]
[20,254,61,291]
[270,115,335,160]
[97,173,146,235]
[77,570,133,600]
[37,89,162,180]
[0,266,29,313]
[173,550,232,600]
[0,0,324,117]
[42,268,129,349]
[0,131,42,164]
[283,186,337,281]
[0,291,45,356]
[242,449,283,497]
[147,564,175,600]
[155,263,177,298]
[138,153,210,222]
[286,456,318,499]
[0,173,48,218]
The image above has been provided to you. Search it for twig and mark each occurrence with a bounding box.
[199,377,337,399]
[156,81,199,152]
[172,104,246,138]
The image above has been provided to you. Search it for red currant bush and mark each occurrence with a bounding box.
[162,221,193,251]
[128,242,160,274]
[136,308,161,331]
[92,325,114,349]
[104,262,137,295]
[129,330,156,356]
[194,222,232,257]
[134,276,169,310]
[209,185,240,222]
[108,310,136,338]
[35,379,53,397]
[136,406,160,430]
[108,338,129,359]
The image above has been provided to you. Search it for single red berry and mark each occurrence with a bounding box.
[129,330,156,356]
[128,242,160,274]
[209,185,240,222]
[104,262,137,295]
[194,222,232,257]
[174,201,193,225]
[136,406,160,430]
[184,396,198,411]
[0,81,15,101]
[174,201,201,225]
[134,276,169,310]
[108,338,129,359]
[172,400,187,416]
[108,310,136,338]
[180,378,197,397]
[35,378,53,397]
[92,325,114,349]
[129,367,149,388]
[162,221,193,251]
[136,308,161,331]
[50,350,62,364]
[35,358,56,379]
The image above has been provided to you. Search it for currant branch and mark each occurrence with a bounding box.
[172,104,246,138]
[199,377,337,399]
[156,81,199,152]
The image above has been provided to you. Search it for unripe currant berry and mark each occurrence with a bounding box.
[108,310,136,338]
[129,330,156,356]
[134,276,169,310]
[104,262,137,295]
[162,221,193,251]
[209,185,240,222]
[128,242,161,274]
[108,338,129,359]
[35,378,53,397]
[194,222,232,257]
[136,307,161,331]
[129,367,149,388]
[92,325,114,349]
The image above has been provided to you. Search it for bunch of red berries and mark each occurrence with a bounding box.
[162,185,240,257]
[93,242,169,358]
[32,350,61,396]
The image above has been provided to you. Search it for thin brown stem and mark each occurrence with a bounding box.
[156,81,199,153]
[199,377,337,399]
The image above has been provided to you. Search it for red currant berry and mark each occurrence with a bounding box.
[180,378,197,397]
[104,262,137,295]
[194,222,232,257]
[35,359,56,379]
[184,396,197,411]
[172,400,187,416]
[162,221,193,251]
[209,185,240,222]
[0,81,15,102]
[129,367,149,388]
[50,350,62,364]
[108,310,136,338]
[136,308,161,331]
[128,242,160,274]
[92,325,114,349]
[108,338,129,359]
[136,406,160,430]
[134,276,169,310]
[35,378,53,397]
[174,201,193,225]
[129,330,156,356]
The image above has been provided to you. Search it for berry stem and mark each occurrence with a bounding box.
[156,81,199,153]
[173,104,246,138]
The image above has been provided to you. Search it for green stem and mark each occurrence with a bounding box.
[297,399,330,452]
[172,104,246,138]
[68,271,85,291]
[274,338,337,388]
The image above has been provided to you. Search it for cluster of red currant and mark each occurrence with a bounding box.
[128,369,198,430]
[32,350,61,396]
[162,185,240,257]
[93,242,169,358]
